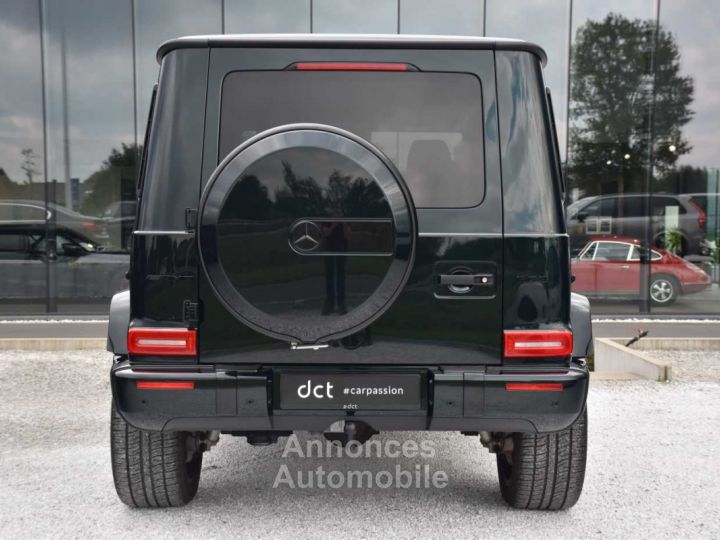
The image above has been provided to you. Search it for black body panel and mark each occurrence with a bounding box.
[194,46,504,363]
[130,232,197,323]
[198,235,502,364]
[503,236,570,331]
[113,36,589,436]
[138,49,208,231]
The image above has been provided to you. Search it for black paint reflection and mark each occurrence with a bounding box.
[216,147,393,320]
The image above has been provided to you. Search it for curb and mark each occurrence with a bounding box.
[594,338,671,382]
[0,338,107,350]
[620,337,720,351]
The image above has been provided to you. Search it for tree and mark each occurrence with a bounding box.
[20,148,40,185]
[568,13,694,196]
[222,174,273,220]
[80,142,140,215]
[275,161,325,216]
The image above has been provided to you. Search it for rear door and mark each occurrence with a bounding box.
[197,47,503,365]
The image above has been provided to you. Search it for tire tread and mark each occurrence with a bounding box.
[497,409,587,510]
[110,404,201,508]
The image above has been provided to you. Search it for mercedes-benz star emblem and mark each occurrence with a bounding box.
[290,220,323,253]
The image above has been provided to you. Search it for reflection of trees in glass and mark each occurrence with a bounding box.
[20,148,40,185]
[655,164,708,194]
[222,175,272,220]
[0,148,42,198]
[342,177,388,217]
[80,142,139,215]
[0,167,22,198]
[275,161,326,216]
[273,161,390,218]
[569,14,694,195]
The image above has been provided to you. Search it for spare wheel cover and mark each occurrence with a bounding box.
[198,124,417,344]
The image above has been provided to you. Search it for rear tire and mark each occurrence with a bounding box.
[110,403,203,508]
[496,409,587,510]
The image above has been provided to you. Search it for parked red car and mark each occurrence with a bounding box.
[572,237,711,305]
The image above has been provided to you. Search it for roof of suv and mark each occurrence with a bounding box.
[156,33,547,65]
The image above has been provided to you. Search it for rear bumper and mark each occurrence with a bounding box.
[111,361,589,434]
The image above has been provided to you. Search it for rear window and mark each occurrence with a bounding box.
[220,70,484,208]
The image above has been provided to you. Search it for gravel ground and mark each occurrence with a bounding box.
[1,350,719,539]
[643,350,720,382]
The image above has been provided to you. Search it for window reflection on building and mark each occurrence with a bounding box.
[400,0,482,35]
[567,0,719,313]
[225,0,309,33]
[0,0,718,315]
[0,0,46,313]
[313,0,397,33]
[486,0,570,160]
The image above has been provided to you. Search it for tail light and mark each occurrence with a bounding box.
[291,62,412,71]
[127,328,197,356]
[505,383,563,392]
[82,221,97,230]
[136,381,195,390]
[688,200,706,232]
[504,330,573,358]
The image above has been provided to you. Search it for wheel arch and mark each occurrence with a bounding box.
[107,289,130,355]
[570,292,593,359]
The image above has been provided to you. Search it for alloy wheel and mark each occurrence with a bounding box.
[650,278,674,303]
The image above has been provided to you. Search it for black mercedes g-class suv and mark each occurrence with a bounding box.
[108,34,592,510]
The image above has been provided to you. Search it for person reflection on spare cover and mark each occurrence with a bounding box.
[321,215,350,315]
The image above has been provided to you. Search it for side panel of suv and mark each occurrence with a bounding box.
[108,35,591,510]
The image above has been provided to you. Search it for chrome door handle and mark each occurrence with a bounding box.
[620,265,630,269]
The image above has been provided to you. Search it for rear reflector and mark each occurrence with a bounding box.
[127,328,197,356]
[292,62,411,71]
[504,330,573,358]
[505,383,563,392]
[136,381,195,390]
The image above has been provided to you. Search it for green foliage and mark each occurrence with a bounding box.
[663,228,684,255]
[569,13,694,195]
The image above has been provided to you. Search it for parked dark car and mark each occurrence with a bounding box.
[0,223,128,302]
[572,237,711,305]
[0,199,106,244]
[107,34,591,510]
[566,193,710,257]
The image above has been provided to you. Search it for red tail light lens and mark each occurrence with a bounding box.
[505,383,564,392]
[504,330,573,358]
[292,62,411,71]
[127,328,197,356]
[82,221,97,229]
[688,200,706,232]
[136,381,195,390]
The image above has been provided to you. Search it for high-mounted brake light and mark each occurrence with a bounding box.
[504,330,573,358]
[292,62,411,71]
[127,328,197,356]
[505,383,563,392]
[136,381,195,390]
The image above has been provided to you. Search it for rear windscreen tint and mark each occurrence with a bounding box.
[220,71,484,208]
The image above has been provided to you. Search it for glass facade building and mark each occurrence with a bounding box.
[0,0,718,315]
